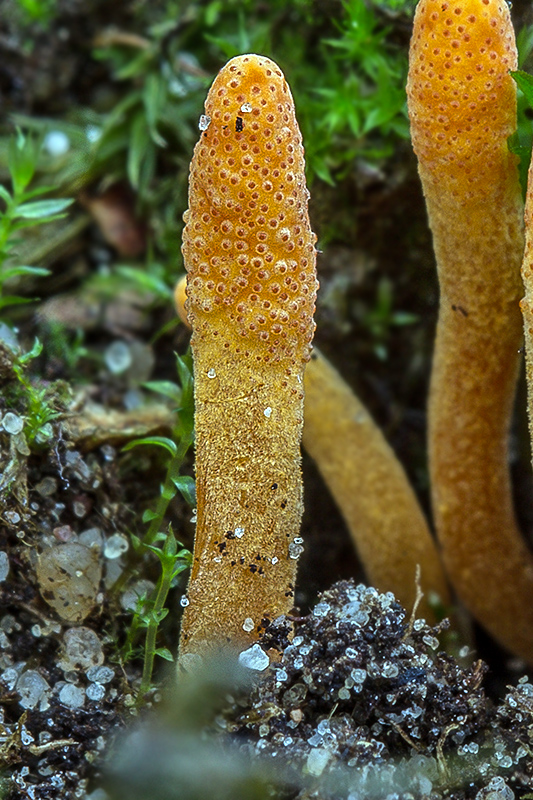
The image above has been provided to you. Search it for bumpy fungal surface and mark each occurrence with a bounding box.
[180,55,317,661]
[408,0,517,196]
[183,54,317,362]
[407,0,533,663]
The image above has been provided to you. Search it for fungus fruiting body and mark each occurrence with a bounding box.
[180,55,317,659]
[521,161,533,466]
[407,0,533,662]
[175,278,449,621]
[303,349,449,620]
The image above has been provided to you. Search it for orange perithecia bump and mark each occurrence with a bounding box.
[179,55,317,662]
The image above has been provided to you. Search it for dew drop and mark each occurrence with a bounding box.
[207,368,217,378]
[198,114,211,131]
[263,406,272,418]
[240,103,252,113]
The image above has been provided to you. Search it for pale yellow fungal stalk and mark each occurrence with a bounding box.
[303,349,450,620]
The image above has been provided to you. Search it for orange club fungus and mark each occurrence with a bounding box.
[179,54,318,664]
[407,0,533,663]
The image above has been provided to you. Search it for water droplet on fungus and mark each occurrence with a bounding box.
[198,115,211,131]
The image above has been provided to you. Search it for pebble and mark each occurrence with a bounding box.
[104,533,129,559]
[238,643,269,672]
[60,627,104,672]
[86,665,115,684]
[306,747,330,776]
[86,682,106,702]
[0,322,19,352]
[2,412,24,435]
[35,477,58,497]
[16,670,50,710]
[121,579,155,611]
[44,130,70,156]
[79,527,104,550]
[36,542,102,623]
[0,552,9,582]
[59,683,85,709]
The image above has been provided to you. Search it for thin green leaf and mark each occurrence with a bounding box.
[154,647,174,662]
[0,266,50,281]
[512,70,533,108]
[172,474,196,506]
[122,436,177,456]
[0,296,37,310]
[116,265,171,299]
[143,380,181,402]
[143,74,167,147]
[142,509,160,523]
[18,338,43,363]
[0,185,12,205]
[14,198,74,219]
[9,214,70,232]
[127,113,151,189]
[8,130,39,195]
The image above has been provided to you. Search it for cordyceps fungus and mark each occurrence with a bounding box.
[407,0,533,663]
[521,147,533,466]
[179,54,318,663]
[302,348,450,620]
[175,275,450,622]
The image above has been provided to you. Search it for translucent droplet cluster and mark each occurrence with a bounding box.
[407,0,517,196]
[182,54,317,364]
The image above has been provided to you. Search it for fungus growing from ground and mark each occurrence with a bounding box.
[303,349,449,619]
[407,0,533,663]
[521,152,533,465]
[176,276,449,622]
[179,54,318,661]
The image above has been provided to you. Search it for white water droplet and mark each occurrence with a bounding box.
[240,103,252,113]
[104,341,132,374]
[263,407,272,418]
[44,130,70,156]
[198,114,211,131]
[234,527,245,538]
[242,617,254,632]
[207,368,216,378]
